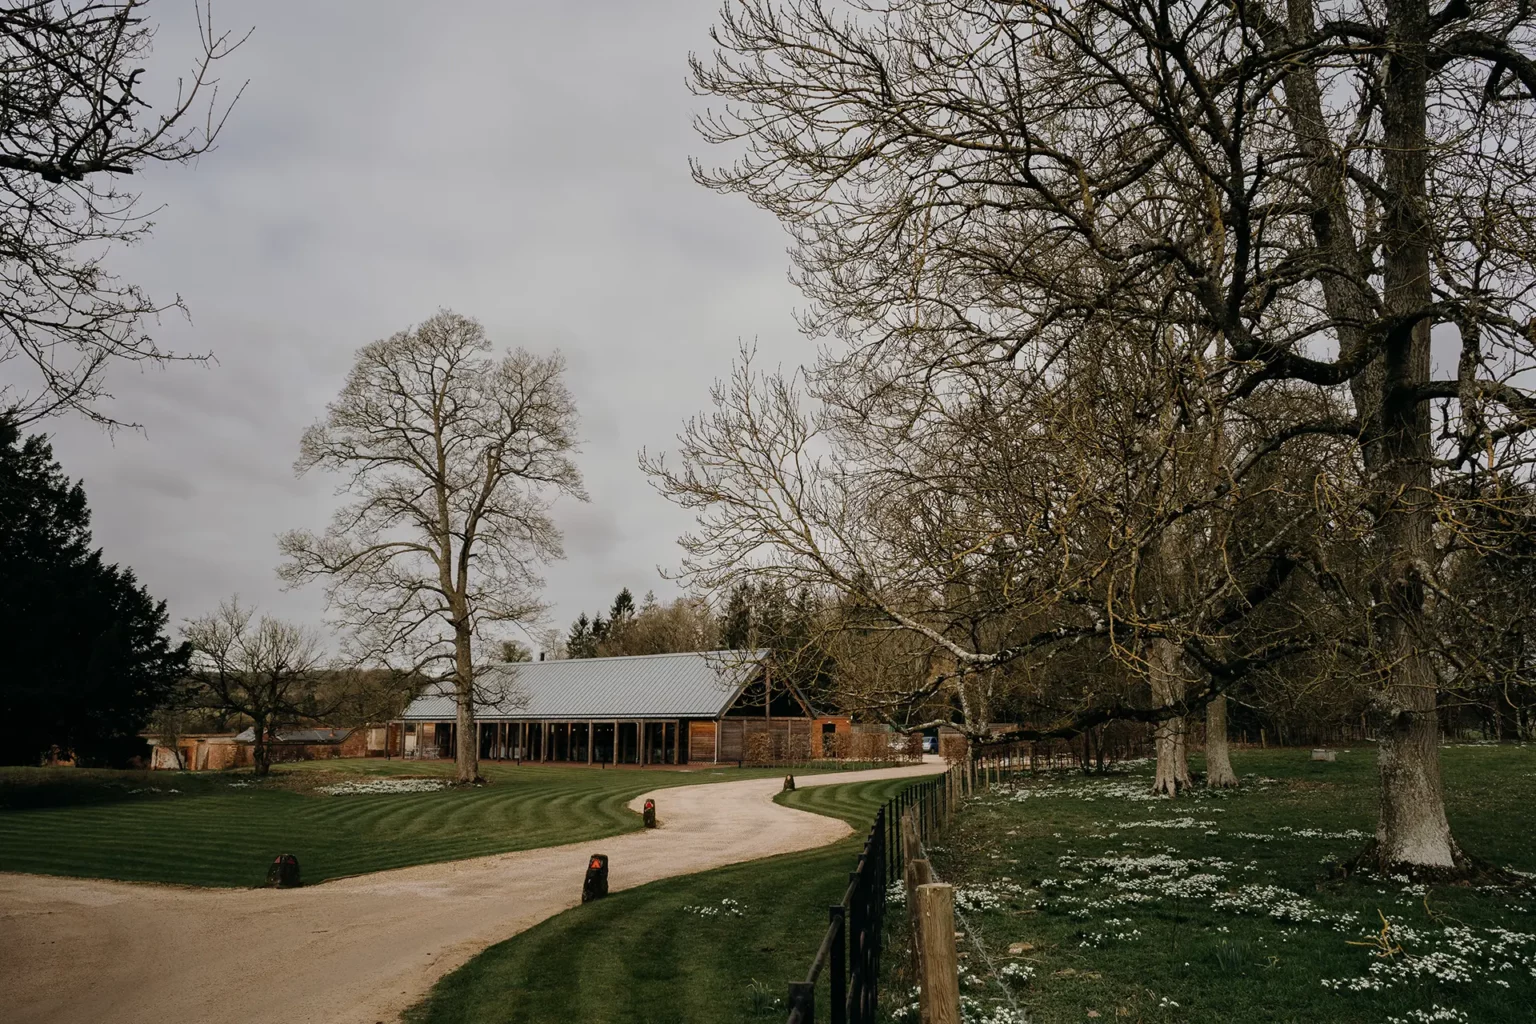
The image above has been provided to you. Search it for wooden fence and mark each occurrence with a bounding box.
[781,744,1147,1023]
[783,762,968,1024]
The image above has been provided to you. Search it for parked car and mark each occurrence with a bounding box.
[922,735,938,753]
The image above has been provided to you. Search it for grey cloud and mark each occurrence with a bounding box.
[35,0,808,645]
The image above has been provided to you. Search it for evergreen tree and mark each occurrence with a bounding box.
[609,587,636,635]
[566,613,596,659]
[712,581,834,704]
[0,418,189,765]
[719,582,753,650]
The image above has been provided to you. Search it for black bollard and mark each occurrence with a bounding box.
[643,798,657,828]
[782,773,796,793]
[582,853,609,902]
[266,853,301,888]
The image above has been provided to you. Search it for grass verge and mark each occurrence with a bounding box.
[887,745,1536,1024]
[0,759,816,888]
[402,775,915,1024]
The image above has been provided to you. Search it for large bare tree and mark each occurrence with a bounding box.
[680,0,1536,874]
[1,1,247,426]
[648,340,1329,765]
[182,599,327,775]
[279,310,584,783]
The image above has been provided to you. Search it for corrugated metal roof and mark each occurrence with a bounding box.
[232,728,352,744]
[400,650,768,721]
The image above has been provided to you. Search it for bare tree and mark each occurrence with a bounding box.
[647,342,1323,743]
[316,666,425,729]
[1,1,247,426]
[182,599,326,775]
[684,0,1536,874]
[279,310,585,783]
[149,706,189,768]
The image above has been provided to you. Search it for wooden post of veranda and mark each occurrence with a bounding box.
[915,883,961,1024]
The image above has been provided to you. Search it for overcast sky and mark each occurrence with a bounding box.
[40,0,806,655]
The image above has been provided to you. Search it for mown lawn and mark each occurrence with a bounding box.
[893,745,1536,1024]
[0,759,812,888]
[403,776,915,1024]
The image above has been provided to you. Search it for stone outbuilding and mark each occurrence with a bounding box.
[148,727,375,770]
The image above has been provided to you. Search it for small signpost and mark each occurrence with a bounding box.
[266,853,301,888]
[582,853,609,902]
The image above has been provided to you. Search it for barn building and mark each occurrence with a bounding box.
[147,727,375,770]
[392,650,841,765]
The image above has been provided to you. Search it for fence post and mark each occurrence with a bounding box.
[870,828,885,1021]
[829,904,847,1024]
[887,803,895,883]
[788,981,815,1024]
[901,810,921,867]
[853,868,872,1024]
[915,883,961,1024]
[904,855,933,993]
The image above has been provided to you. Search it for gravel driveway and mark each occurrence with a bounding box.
[0,761,942,1024]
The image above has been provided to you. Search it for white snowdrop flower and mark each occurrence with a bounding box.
[317,778,447,795]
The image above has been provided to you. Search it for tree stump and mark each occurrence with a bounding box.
[266,853,301,888]
[582,853,609,902]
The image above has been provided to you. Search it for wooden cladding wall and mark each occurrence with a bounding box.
[689,721,718,763]
[715,719,813,764]
[718,719,744,762]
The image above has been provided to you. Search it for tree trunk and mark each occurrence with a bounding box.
[1275,0,1461,873]
[252,714,270,776]
[454,625,480,784]
[1204,694,1238,788]
[1149,638,1190,797]
[1363,0,1461,875]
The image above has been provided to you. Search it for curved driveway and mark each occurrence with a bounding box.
[0,761,941,1024]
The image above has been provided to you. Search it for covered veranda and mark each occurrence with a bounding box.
[480,718,685,765]
[400,717,686,765]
